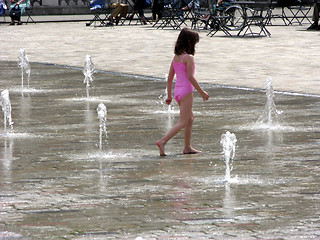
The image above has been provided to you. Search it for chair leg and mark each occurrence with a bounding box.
[26,9,35,24]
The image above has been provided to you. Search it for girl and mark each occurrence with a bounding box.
[156,28,209,156]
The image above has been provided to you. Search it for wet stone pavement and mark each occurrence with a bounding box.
[0,61,320,239]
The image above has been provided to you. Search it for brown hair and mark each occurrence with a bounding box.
[174,28,200,55]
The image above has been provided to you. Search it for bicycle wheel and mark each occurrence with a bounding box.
[223,5,245,31]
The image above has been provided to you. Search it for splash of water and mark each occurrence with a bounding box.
[220,131,237,182]
[0,90,14,134]
[18,48,31,90]
[166,86,174,113]
[164,74,174,113]
[159,88,175,113]
[97,103,107,150]
[158,76,175,114]
[255,77,282,129]
[83,55,95,98]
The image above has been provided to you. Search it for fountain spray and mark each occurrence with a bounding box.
[97,103,107,150]
[0,90,14,134]
[256,76,282,128]
[220,131,237,182]
[18,47,31,90]
[83,55,95,98]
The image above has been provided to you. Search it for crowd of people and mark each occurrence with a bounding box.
[1,0,319,30]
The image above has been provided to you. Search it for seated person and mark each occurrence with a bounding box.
[182,0,199,10]
[308,1,320,30]
[170,0,192,21]
[90,0,128,25]
[89,0,105,10]
[109,2,128,25]
[9,0,30,25]
[0,0,7,16]
[127,0,148,25]
[152,0,164,21]
[190,0,234,28]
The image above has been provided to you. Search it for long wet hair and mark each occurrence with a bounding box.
[174,28,200,56]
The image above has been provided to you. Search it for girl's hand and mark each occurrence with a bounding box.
[201,91,209,101]
[165,97,172,105]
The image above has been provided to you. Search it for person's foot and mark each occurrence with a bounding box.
[200,15,210,22]
[307,23,318,30]
[10,22,14,25]
[183,147,201,154]
[17,22,22,25]
[142,17,147,25]
[115,16,121,25]
[156,140,166,156]
[108,16,114,23]
[182,5,190,10]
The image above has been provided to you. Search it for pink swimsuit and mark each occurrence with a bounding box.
[173,54,194,103]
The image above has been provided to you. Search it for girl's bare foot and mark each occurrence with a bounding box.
[156,140,166,156]
[183,147,201,154]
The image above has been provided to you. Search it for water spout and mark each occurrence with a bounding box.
[158,87,174,114]
[165,86,174,114]
[83,55,95,98]
[220,131,237,182]
[18,47,31,90]
[256,77,282,129]
[97,103,107,150]
[0,90,14,134]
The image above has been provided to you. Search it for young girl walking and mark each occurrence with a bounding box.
[156,28,209,156]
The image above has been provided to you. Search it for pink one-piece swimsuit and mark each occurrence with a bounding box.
[173,54,194,103]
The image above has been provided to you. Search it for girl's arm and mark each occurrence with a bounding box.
[166,61,175,105]
[185,55,209,101]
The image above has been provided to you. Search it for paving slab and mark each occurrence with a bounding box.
[0,61,319,239]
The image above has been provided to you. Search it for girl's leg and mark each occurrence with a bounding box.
[183,111,201,154]
[157,92,193,156]
[183,112,194,152]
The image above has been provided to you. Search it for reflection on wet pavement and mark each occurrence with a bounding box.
[0,61,319,239]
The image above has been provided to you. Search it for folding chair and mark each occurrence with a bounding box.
[124,0,150,25]
[283,0,313,25]
[237,0,272,37]
[86,0,113,27]
[152,0,184,29]
[190,0,211,30]
[25,0,35,24]
[206,1,246,37]
[177,0,200,29]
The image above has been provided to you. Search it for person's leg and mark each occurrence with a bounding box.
[308,3,319,29]
[120,4,128,18]
[183,112,193,149]
[158,2,164,19]
[111,3,121,18]
[152,2,158,20]
[315,3,320,25]
[156,92,193,156]
[183,111,200,154]
[137,7,147,24]
[10,17,14,25]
